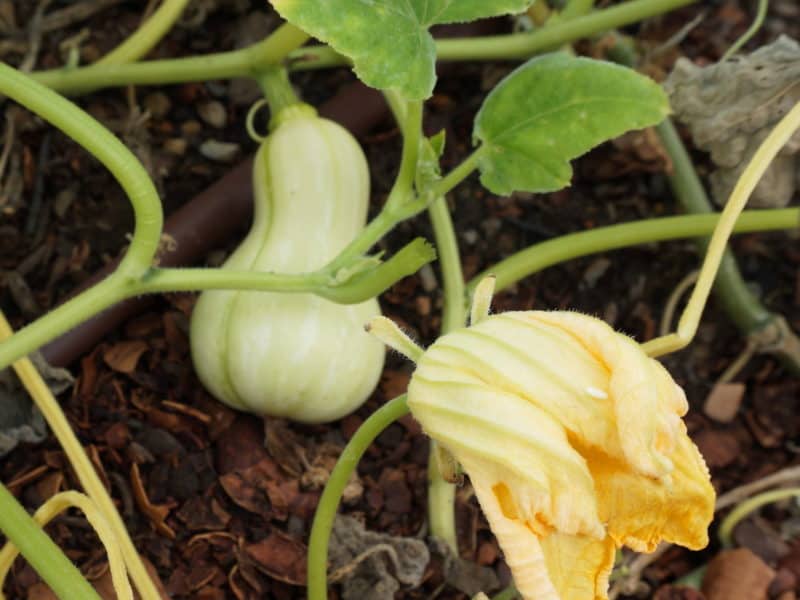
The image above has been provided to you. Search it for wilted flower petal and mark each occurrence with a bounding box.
[407,310,715,600]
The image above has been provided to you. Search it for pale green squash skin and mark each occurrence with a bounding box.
[190,105,385,423]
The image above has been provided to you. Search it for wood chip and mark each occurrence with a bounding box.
[693,429,741,468]
[704,382,745,423]
[702,548,775,600]
[131,462,176,539]
[102,340,148,374]
[242,531,307,586]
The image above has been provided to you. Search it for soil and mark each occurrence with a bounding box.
[0,1,799,599]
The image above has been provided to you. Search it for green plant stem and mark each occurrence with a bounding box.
[428,202,467,334]
[656,119,773,333]
[385,101,424,213]
[492,586,520,600]
[722,0,769,60]
[0,276,128,370]
[429,148,485,200]
[0,64,162,278]
[718,487,800,547]
[560,0,597,20]
[0,236,435,369]
[30,0,696,93]
[382,91,471,552]
[31,22,309,94]
[95,0,191,66]
[256,66,302,121]
[307,395,410,600]
[0,483,102,600]
[290,0,698,70]
[425,196,466,552]
[326,101,424,273]
[468,208,799,295]
[133,237,436,302]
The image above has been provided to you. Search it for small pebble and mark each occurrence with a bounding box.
[143,92,171,119]
[200,140,240,162]
[53,187,76,218]
[181,120,203,137]
[197,100,227,128]
[163,138,188,156]
[415,295,431,316]
[418,264,438,292]
[462,229,479,245]
[703,382,745,424]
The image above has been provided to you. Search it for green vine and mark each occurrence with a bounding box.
[29,0,697,94]
[0,483,102,600]
[468,208,799,295]
[306,396,410,600]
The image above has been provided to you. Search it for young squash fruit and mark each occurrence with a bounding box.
[190,104,385,423]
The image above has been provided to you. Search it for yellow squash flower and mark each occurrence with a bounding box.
[406,310,714,600]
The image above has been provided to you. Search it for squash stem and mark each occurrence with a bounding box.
[643,100,800,357]
[307,396,410,600]
[94,0,191,66]
[385,101,424,213]
[31,22,309,94]
[425,189,468,553]
[718,487,800,548]
[0,483,102,600]
[560,0,597,20]
[25,0,694,94]
[0,491,132,600]
[467,208,799,297]
[0,312,158,600]
[256,66,304,126]
[289,0,698,70]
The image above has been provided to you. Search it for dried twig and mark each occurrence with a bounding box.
[40,0,126,33]
[18,0,52,72]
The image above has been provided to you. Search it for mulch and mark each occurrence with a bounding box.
[0,1,799,598]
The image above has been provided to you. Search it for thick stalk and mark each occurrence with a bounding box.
[290,0,698,70]
[325,101,424,272]
[31,22,309,94]
[0,491,131,600]
[718,487,800,547]
[256,66,303,122]
[0,313,158,600]
[656,120,772,333]
[132,236,435,303]
[644,101,800,356]
[307,396,410,600]
[425,196,466,551]
[95,0,192,66]
[560,0,597,20]
[0,276,127,372]
[0,63,162,279]
[30,1,696,92]
[0,484,101,600]
[468,209,799,295]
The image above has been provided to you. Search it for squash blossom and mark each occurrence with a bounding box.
[406,310,714,600]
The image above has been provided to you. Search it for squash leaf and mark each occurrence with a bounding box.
[473,53,670,195]
[271,0,534,99]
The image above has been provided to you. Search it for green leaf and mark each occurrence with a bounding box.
[416,130,446,191]
[473,53,670,195]
[271,0,534,99]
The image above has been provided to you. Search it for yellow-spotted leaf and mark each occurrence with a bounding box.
[270,0,535,99]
